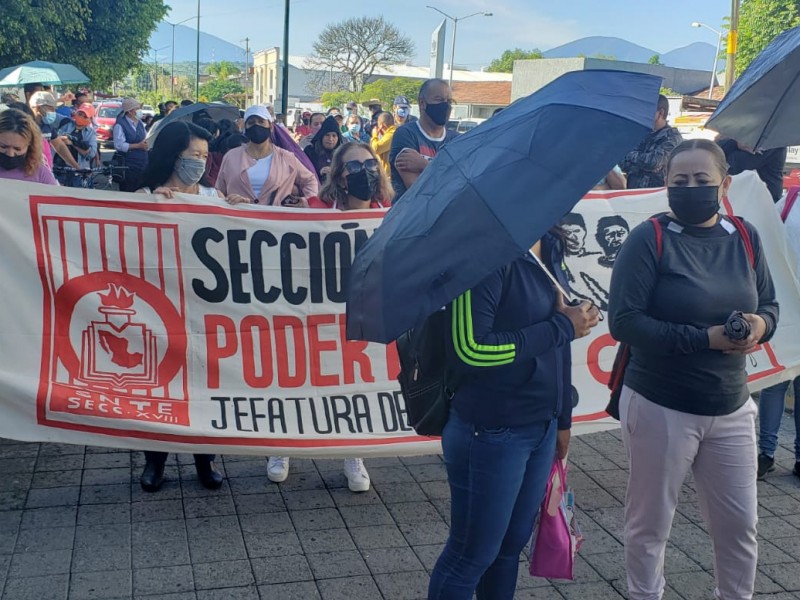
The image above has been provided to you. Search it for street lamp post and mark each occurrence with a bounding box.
[691,22,723,99]
[281,0,290,116]
[426,6,492,87]
[196,0,201,100]
[166,17,197,97]
[151,45,170,95]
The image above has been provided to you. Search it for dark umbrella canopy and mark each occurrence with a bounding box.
[706,25,800,150]
[146,102,240,145]
[346,69,661,343]
[0,60,90,86]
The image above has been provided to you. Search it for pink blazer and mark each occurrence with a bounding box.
[215,145,319,205]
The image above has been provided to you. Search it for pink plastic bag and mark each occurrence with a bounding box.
[529,459,583,580]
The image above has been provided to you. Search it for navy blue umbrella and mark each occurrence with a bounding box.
[706,25,800,150]
[346,69,661,343]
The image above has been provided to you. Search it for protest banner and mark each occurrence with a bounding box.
[0,171,798,457]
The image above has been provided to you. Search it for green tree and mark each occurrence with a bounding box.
[306,16,415,93]
[0,0,167,88]
[207,61,241,81]
[486,48,544,73]
[648,54,663,65]
[200,79,244,102]
[359,78,423,108]
[737,0,800,74]
[320,91,352,110]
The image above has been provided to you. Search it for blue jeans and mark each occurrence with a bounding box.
[759,378,800,459]
[428,410,557,600]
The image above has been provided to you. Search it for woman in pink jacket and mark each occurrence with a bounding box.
[215,105,318,206]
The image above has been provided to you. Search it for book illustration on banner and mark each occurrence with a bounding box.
[81,284,157,387]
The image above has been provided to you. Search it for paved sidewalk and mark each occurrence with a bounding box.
[1,414,800,600]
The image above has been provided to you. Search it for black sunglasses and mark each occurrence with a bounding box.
[344,159,379,174]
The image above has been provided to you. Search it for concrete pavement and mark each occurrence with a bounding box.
[1,413,800,599]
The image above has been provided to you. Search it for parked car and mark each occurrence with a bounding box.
[141,104,156,118]
[456,118,485,133]
[95,101,122,148]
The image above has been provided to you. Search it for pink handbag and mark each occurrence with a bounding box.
[529,459,583,580]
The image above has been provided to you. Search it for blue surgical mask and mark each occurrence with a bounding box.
[135,110,143,120]
[396,107,410,119]
[349,123,361,134]
[42,111,57,125]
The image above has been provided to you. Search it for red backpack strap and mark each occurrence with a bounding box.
[781,186,800,223]
[648,217,663,259]
[726,216,755,269]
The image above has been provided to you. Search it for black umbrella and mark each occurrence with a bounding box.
[346,69,661,343]
[706,25,800,150]
[146,102,239,145]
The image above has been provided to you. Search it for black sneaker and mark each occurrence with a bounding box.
[758,454,775,479]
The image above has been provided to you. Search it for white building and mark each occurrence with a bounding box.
[252,47,512,113]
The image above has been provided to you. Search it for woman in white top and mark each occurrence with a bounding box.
[137,120,246,203]
[215,105,318,206]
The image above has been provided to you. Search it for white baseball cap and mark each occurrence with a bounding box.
[243,105,274,123]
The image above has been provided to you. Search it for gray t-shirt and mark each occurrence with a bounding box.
[608,214,779,416]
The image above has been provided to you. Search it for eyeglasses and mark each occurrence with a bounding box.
[344,159,379,174]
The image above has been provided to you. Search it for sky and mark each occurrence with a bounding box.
[164,0,731,68]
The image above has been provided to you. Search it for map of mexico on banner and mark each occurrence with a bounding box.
[1,171,800,456]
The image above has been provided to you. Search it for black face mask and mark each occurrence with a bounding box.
[345,169,381,201]
[668,185,720,225]
[0,153,26,171]
[424,101,451,126]
[245,124,271,144]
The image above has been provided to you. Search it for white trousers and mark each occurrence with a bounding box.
[620,386,758,600]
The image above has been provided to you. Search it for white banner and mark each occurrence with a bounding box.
[0,171,798,457]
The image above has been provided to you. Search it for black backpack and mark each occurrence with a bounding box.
[397,265,513,436]
[396,307,460,437]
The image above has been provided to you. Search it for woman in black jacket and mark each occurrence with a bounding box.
[304,115,343,183]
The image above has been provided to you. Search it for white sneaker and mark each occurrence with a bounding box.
[344,458,370,492]
[267,456,289,483]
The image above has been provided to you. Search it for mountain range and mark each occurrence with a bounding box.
[149,23,247,65]
[543,36,721,72]
[149,27,720,74]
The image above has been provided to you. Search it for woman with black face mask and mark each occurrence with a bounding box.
[215,105,318,206]
[608,138,779,600]
[0,108,58,185]
[266,143,392,491]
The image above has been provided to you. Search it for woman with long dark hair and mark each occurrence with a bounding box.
[137,121,220,198]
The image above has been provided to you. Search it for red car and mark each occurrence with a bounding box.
[95,101,122,147]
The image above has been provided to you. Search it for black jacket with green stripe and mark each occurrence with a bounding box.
[447,236,576,429]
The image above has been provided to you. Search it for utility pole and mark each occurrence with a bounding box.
[725,0,740,91]
[281,0,290,115]
[195,0,201,100]
[242,37,250,106]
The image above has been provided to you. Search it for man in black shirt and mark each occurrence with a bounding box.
[389,78,457,201]
[717,137,786,203]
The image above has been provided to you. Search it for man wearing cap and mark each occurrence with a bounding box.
[295,111,314,138]
[361,98,382,136]
[29,91,81,170]
[55,103,98,185]
[393,96,416,126]
[113,97,149,192]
